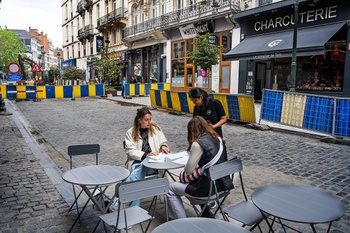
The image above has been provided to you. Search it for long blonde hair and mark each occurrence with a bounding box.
[187,116,219,151]
[132,107,161,141]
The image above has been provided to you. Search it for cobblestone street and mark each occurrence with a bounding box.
[1,97,349,233]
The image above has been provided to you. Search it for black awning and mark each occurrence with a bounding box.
[224,22,346,61]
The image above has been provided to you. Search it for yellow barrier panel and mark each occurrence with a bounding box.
[140,84,145,96]
[164,83,171,90]
[88,85,96,97]
[0,85,6,98]
[73,85,81,98]
[37,86,46,99]
[55,86,64,98]
[149,89,156,107]
[17,86,27,99]
[160,90,169,109]
[130,84,135,96]
[238,96,256,123]
[281,93,307,127]
[170,92,182,112]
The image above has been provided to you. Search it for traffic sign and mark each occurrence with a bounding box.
[7,62,21,74]
[31,63,42,72]
[8,74,22,81]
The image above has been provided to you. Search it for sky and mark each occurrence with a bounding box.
[0,0,63,49]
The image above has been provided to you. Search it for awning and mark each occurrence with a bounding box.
[224,22,346,61]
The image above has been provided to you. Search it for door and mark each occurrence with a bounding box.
[185,66,194,90]
[255,63,267,101]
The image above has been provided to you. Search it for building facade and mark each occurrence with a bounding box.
[225,0,350,99]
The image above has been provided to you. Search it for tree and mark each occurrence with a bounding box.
[62,66,84,80]
[93,48,125,85]
[187,33,221,70]
[0,26,27,73]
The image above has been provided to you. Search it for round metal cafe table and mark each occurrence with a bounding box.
[152,217,250,233]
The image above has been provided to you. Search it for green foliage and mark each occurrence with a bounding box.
[93,48,125,85]
[187,33,221,70]
[50,66,60,78]
[62,66,84,80]
[0,26,27,73]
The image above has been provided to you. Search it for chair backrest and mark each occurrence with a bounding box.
[209,158,243,181]
[68,144,100,169]
[117,177,169,204]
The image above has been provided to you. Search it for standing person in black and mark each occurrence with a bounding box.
[188,87,227,138]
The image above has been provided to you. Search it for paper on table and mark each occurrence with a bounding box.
[172,155,189,165]
[148,151,188,163]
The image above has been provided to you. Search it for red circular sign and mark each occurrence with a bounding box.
[7,62,21,74]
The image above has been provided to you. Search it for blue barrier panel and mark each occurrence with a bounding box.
[178,92,190,113]
[303,96,333,133]
[261,90,283,122]
[26,86,36,99]
[124,84,130,96]
[145,83,151,95]
[226,95,240,120]
[81,85,88,97]
[158,83,164,90]
[155,90,162,106]
[135,84,140,96]
[166,91,173,109]
[6,86,16,99]
[63,86,73,98]
[96,84,104,96]
[46,86,55,98]
[334,99,350,137]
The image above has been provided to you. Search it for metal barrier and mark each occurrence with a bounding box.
[150,89,256,124]
[260,89,350,138]
[123,83,171,97]
[0,84,104,100]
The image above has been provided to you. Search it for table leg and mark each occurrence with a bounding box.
[68,185,110,233]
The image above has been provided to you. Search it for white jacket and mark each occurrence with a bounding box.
[124,126,168,170]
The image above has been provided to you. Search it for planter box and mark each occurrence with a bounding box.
[105,90,117,96]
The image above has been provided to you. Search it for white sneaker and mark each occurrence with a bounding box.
[109,199,119,212]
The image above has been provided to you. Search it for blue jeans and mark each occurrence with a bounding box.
[125,163,152,207]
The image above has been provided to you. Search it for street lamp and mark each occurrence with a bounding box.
[104,38,110,85]
[290,0,299,92]
[57,51,61,80]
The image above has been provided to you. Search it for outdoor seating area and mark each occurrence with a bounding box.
[61,145,346,233]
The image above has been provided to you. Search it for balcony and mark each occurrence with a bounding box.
[77,1,85,16]
[78,24,94,43]
[122,0,240,39]
[85,0,93,11]
[96,7,127,30]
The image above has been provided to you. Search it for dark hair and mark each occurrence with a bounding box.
[188,87,209,106]
[187,116,219,151]
[132,107,160,141]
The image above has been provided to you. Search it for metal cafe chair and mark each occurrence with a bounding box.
[94,176,169,233]
[187,158,236,219]
[67,144,101,214]
[222,158,265,232]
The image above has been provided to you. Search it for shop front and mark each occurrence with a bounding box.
[169,19,234,93]
[126,43,165,83]
[224,0,350,100]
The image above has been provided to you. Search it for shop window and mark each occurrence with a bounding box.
[172,41,185,58]
[171,60,185,86]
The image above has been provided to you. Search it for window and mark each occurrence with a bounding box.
[133,5,138,25]
[152,0,157,18]
[161,0,166,15]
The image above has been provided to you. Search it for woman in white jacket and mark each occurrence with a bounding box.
[124,107,170,207]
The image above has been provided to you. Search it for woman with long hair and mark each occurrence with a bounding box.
[166,116,232,219]
[110,107,170,210]
[188,87,227,138]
